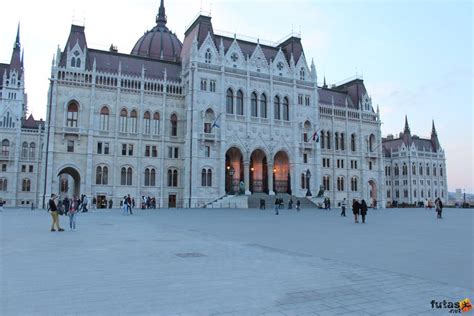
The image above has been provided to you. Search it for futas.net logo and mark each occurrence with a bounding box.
[430,298,472,313]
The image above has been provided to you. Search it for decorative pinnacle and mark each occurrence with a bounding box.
[156,0,167,26]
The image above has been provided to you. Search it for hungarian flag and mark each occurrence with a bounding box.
[312,129,320,143]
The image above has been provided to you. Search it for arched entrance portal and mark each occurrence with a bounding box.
[250,149,268,193]
[274,151,290,194]
[225,147,244,195]
[368,180,377,207]
[58,167,81,198]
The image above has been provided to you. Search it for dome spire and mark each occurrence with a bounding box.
[156,0,167,26]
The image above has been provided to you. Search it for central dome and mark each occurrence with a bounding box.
[131,0,182,62]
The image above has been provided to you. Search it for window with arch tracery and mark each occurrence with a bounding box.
[282,97,289,121]
[29,143,36,159]
[226,89,234,114]
[236,90,244,115]
[22,142,28,159]
[120,109,128,133]
[0,178,7,191]
[66,102,79,127]
[205,49,212,64]
[153,112,160,135]
[351,134,356,152]
[168,169,178,187]
[170,114,178,137]
[351,177,358,192]
[144,168,156,187]
[100,107,109,131]
[143,111,151,134]
[323,176,330,191]
[121,167,133,186]
[130,110,138,134]
[22,179,31,192]
[326,131,331,149]
[201,169,213,187]
[260,94,267,118]
[335,133,339,150]
[337,176,345,191]
[251,92,258,117]
[96,166,108,185]
[320,130,325,149]
[274,96,281,120]
[369,134,376,152]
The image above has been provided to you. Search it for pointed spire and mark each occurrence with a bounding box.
[431,120,437,136]
[156,0,167,26]
[323,76,327,88]
[14,23,21,50]
[10,23,22,71]
[404,115,411,134]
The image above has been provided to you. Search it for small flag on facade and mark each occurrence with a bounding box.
[211,113,222,131]
[312,129,320,142]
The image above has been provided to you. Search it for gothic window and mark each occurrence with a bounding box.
[130,110,138,134]
[226,89,234,114]
[201,169,213,187]
[402,163,407,176]
[0,178,7,191]
[143,111,151,134]
[127,167,132,185]
[419,164,423,175]
[274,96,280,120]
[351,177,358,192]
[144,168,156,187]
[300,68,305,80]
[100,106,109,131]
[326,131,331,149]
[433,165,437,176]
[205,49,212,64]
[1,139,9,157]
[369,134,376,152]
[22,142,28,159]
[394,164,399,176]
[22,179,31,192]
[282,97,289,121]
[337,176,345,191]
[335,133,339,150]
[351,134,356,152]
[96,166,108,185]
[207,169,212,187]
[120,109,128,133]
[301,173,307,189]
[168,169,178,187]
[440,166,443,177]
[412,163,416,175]
[426,164,430,176]
[323,176,330,191]
[120,167,132,186]
[204,109,215,134]
[66,102,79,127]
[260,94,267,118]
[153,112,160,135]
[251,92,258,117]
[236,90,244,115]
[170,114,178,136]
[71,57,76,68]
[76,58,81,68]
[340,133,345,151]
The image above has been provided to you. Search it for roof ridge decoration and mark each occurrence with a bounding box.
[156,0,167,26]
[272,48,290,75]
[200,31,219,59]
[225,37,246,66]
[249,42,269,70]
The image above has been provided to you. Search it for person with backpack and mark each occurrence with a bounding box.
[360,199,368,223]
[352,199,360,224]
[48,194,64,232]
[436,198,443,218]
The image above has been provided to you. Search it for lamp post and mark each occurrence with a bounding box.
[229,166,235,195]
[306,169,312,197]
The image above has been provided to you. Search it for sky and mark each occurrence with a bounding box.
[1,0,472,192]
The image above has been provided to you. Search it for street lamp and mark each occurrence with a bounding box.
[306,169,312,197]
[229,166,235,195]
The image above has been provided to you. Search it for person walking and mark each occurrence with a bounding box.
[352,199,360,223]
[48,194,64,232]
[288,198,293,210]
[360,199,368,223]
[274,198,279,215]
[340,198,347,217]
[127,194,133,215]
[296,200,301,212]
[436,198,443,218]
[122,196,128,215]
[68,196,79,230]
[0,198,4,211]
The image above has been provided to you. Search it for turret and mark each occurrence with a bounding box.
[403,115,412,145]
[431,120,440,151]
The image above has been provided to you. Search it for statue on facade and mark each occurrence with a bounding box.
[316,185,325,198]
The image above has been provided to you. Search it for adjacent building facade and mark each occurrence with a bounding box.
[0,1,446,208]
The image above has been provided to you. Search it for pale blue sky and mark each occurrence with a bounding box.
[1,0,472,191]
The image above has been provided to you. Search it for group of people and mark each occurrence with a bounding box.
[352,199,369,224]
[323,197,331,210]
[274,197,301,215]
[61,195,89,214]
[122,195,134,215]
[141,196,157,209]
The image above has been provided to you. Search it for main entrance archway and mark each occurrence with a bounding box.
[58,167,81,197]
[274,151,290,194]
[368,180,377,207]
[225,147,244,195]
[250,149,268,193]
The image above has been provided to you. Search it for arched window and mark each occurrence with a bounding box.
[22,179,31,192]
[402,163,407,176]
[301,173,307,189]
[427,164,430,176]
[282,97,289,121]
[71,57,76,68]
[168,169,178,187]
[22,142,28,159]
[394,164,399,176]
[126,167,133,186]
[226,89,234,114]
[419,164,423,175]
[340,133,345,151]
[412,163,416,175]
[440,166,443,177]
[96,166,108,185]
[351,134,356,152]
[201,169,207,187]
[145,168,150,186]
[320,130,325,149]
[2,139,10,157]
[326,131,331,149]
[170,114,178,136]
[335,133,339,150]
[153,112,160,135]
[323,176,330,191]
[76,58,81,68]
[369,134,376,152]
[205,49,212,64]
[144,168,156,186]
[120,109,128,133]
[251,92,258,117]
[100,106,109,131]
[274,96,280,120]
[204,109,215,133]
[143,111,151,134]
[130,110,138,134]
[236,90,244,115]
[300,68,305,80]
[351,177,358,192]
[121,167,127,185]
[337,176,345,191]
[103,166,108,185]
[260,93,267,118]
[0,178,7,191]
[433,165,437,176]
[207,169,212,187]
[67,102,79,127]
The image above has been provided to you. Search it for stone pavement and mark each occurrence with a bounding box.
[1,207,473,315]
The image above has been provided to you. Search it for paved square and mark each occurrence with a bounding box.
[1,207,473,315]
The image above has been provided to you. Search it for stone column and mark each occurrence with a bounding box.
[268,162,275,196]
[244,160,250,195]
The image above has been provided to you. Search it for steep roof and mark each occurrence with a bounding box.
[318,88,356,108]
[22,114,43,129]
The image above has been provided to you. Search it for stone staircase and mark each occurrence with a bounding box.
[248,193,318,210]
[205,195,248,209]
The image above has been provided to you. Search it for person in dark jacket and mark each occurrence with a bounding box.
[360,199,368,223]
[48,194,64,232]
[352,199,360,223]
[435,198,443,218]
[274,198,279,215]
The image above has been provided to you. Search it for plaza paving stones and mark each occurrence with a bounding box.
[1,207,473,315]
